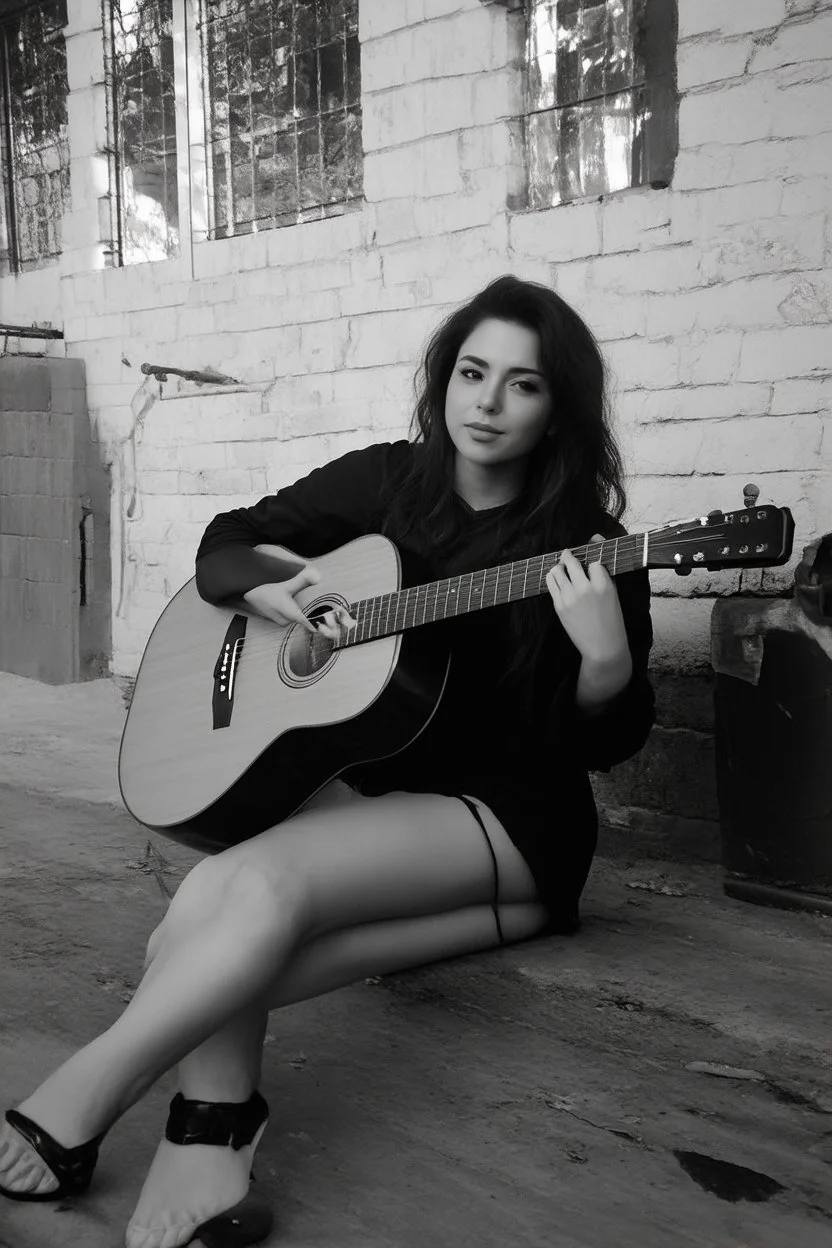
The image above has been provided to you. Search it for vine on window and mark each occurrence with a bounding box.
[200,0,362,238]
[106,0,180,265]
[0,0,71,272]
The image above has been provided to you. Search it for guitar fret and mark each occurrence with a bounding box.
[341,527,665,647]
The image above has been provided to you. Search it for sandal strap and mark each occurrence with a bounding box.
[164,1090,269,1151]
[4,1109,103,1195]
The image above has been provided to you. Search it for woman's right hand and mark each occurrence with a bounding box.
[243,565,321,633]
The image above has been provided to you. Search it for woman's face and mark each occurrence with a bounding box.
[444,318,553,469]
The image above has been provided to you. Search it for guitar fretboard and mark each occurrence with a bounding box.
[341,532,647,647]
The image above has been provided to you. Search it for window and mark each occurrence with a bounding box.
[199,0,362,239]
[104,0,180,265]
[0,0,71,273]
[526,0,676,208]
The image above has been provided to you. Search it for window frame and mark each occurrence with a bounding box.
[523,0,677,210]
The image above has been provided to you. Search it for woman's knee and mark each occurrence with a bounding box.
[154,849,310,943]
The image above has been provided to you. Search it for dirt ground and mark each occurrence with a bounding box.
[0,673,830,1248]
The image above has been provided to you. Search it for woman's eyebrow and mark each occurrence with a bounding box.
[459,353,544,377]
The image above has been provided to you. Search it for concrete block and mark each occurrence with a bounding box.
[589,246,704,296]
[632,412,823,475]
[750,10,832,73]
[603,338,681,391]
[364,134,463,201]
[0,361,52,411]
[737,325,832,381]
[679,82,774,149]
[344,307,439,369]
[770,377,832,415]
[678,0,787,38]
[669,182,783,245]
[599,190,672,254]
[772,76,832,138]
[618,383,772,426]
[510,203,602,262]
[362,12,502,93]
[699,215,826,283]
[777,278,832,326]
[677,34,752,90]
[678,333,744,386]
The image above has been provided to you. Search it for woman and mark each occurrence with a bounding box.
[0,275,654,1248]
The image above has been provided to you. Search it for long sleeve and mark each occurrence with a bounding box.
[194,441,408,604]
[543,511,655,772]
[569,565,655,772]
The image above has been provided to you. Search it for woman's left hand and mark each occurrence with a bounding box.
[545,534,629,664]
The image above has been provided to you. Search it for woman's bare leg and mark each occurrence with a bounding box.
[0,790,543,1244]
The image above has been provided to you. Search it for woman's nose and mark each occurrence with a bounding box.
[477,385,501,413]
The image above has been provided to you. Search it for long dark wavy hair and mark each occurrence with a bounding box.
[379,274,626,688]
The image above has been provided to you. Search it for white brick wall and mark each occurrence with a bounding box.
[1,0,829,680]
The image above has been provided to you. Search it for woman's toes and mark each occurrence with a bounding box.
[0,1124,59,1195]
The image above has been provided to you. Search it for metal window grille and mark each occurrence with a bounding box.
[0,0,70,272]
[526,0,676,208]
[199,0,362,238]
[103,0,179,265]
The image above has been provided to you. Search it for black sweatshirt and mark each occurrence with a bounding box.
[196,441,655,933]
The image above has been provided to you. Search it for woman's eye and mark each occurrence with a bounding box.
[460,367,482,380]
[514,379,539,393]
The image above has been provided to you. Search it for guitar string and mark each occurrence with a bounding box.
[213,528,745,664]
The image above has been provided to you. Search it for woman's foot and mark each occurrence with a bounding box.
[125,1093,270,1248]
[0,1084,106,1198]
[125,1137,257,1248]
[0,1115,60,1197]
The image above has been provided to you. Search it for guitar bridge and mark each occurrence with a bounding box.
[212,614,248,729]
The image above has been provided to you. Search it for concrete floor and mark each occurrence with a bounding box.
[0,673,830,1248]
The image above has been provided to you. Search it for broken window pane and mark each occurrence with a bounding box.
[107,0,180,264]
[0,1,71,271]
[201,0,363,237]
[526,0,666,208]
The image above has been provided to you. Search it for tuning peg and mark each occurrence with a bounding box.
[743,483,760,508]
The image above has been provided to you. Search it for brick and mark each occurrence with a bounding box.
[344,307,441,369]
[647,275,809,337]
[177,468,253,495]
[618,383,772,426]
[339,277,423,317]
[776,74,832,140]
[750,12,832,73]
[680,333,744,385]
[737,325,832,381]
[599,190,672,254]
[770,377,832,415]
[510,203,602,262]
[633,413,823,475]
[677,34,752,90]
[669,182,783,245]
[603,338,681,391]
[381,229,492,288]
[679,0,787,38]
[680,82,775,149]
[364,134,464,201]
[699,215,826,283]
[777,278,832,325]
[589,246,704,296]
[362,12,503,93]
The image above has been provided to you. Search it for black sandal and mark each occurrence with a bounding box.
[0,1108,105,1202]
[160,1090,273,1248]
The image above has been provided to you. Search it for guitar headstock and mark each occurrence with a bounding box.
[647,505,795,574]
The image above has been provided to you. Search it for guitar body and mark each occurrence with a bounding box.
[118,535,450,853]
[119,499,795,854]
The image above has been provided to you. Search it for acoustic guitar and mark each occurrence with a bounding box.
[118,500,794,852]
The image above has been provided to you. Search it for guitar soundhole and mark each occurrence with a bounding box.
[278,598,345,687]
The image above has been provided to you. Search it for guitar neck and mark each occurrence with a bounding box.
[342,533,646,647]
